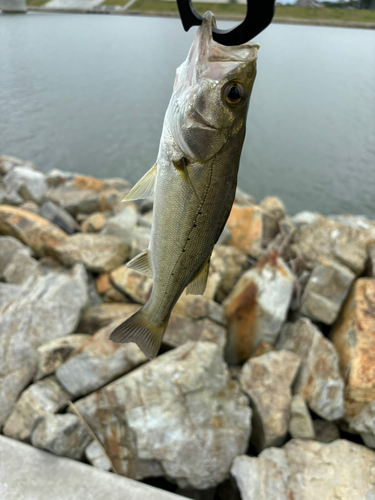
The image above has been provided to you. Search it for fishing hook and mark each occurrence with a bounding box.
[176,0,275,46]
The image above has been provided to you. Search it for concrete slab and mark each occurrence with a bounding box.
[0,436,182,500]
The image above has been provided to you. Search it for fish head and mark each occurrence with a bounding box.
[167,12,259,164]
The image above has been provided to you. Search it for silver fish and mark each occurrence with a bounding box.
[110,12,258,358]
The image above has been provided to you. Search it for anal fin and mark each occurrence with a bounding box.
[186,255,211,295]
[126,249,153,279]
[123,163,157,201]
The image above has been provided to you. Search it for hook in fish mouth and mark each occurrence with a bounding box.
[176,1,275,47]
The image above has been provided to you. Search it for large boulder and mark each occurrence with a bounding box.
[75,341,251,489]
[240,350,300,452]
[293,215,375,275]
[0,205,67,257]
[224,251,294,364]
[277,319,344,421]
[51,233,130,273]
[300,258,355,325]
[231,439,375,500]
[331,278,375,418]
[0,264,88,426]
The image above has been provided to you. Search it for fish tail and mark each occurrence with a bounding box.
[109,307,168,360]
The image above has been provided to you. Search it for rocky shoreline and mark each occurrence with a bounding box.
[1,154,375,499]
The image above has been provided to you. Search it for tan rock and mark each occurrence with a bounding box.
[77,303,140,334]
[260,196,286,221]
[293,215,375,275]
[163,315,226,350]
[81,212,107,233]
[99,188,125,213]
[288,395,315,439]
[224,251,294,364]
[51,233,130,272]
[46,186,101,215]
[331,278,375,418]
[0,205,67,257]
[73,174,104,192]
[173,293,226,325]
[250,341,275,358]
[110,265,152,304]
[240,350,300,451]
[96,273,112,295]
[278,319,345,421]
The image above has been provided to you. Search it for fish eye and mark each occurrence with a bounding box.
[223,83,245,107]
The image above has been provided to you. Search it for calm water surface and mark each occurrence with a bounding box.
[0,13,374,216]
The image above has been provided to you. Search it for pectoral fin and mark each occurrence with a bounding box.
[173,158,200,202]
[126,249,153,279]
[123,163,157,201]
[186,255,211,295]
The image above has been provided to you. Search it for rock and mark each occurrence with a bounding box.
[224,251,294,364]
[109,266,152,304]
[81,212,107,233]
[127,226,151,259]
[300,258,355,325]
[96,273,127,302]
[288,395,315,439]
[260,196,286,221]
[51,233,130,273]
[101,204,139,240]
[226,204,279,258]
[86,273,103,306]
[76,303,139,334]
[350,401,375,449]
[3,251,42,284]
[163,316,227,350]
[367,244,375,277]
[277,318,344,421]
[2,188,23,206]
[331,279,375,418]
[46,185,102,215]
[0,205,67,257]
[20,201,39,213]
[173,294,226,326]
[313,419,340,443]
[46,168,76,188]
[250,341,274,358]
[0,235,32,274]
[293,215,375,275]
[0,264,88,426]
[0,155,27,175]
[39,201,80,234]
[85,440,112,471]
[75,342,251,489]
[240,350,300,452]
[31,413,92,460]
[2,377,71,441]
[231,439,375,500]
[103,177,131,192]
[292,210,320,227]
[0,282,23,311]
[56,320,147,398]
[73,174,104,192]
[205,245,249,303]
[0,434,182,500]
[35,334,91,380]
[234,187,256,206]
[3,166,48,204]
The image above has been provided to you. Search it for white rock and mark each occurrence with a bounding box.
[3,166,47,204]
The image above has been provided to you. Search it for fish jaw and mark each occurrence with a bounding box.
[165,11,259,164]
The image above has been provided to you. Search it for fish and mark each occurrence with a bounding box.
[110,11,259,359]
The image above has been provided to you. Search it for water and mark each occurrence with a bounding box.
[1,12,374,216]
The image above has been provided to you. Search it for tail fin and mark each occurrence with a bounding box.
[109,308,168,360]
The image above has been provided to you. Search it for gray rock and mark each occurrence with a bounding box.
[76,303,139,334]
[2,377,71,441]
[173,293,226,326]
[293,214,375,275]
[350,401,375,449]
[240,350,300,452]
[224,251,294,364]
[231,440,375,500]
[46,169,76,188]
[291,210,320,227]
[2,189,23,206]
[51,233,130,272]
[0,235,32,274]
[75,341,251,489]
[101,204,139,240]
[20,201,39,213]
[0,282,23,312]
[32,413,92,460]
[0,155,26,175]
[39,201,80,234]
[0,264,88,426]
[277,319,345,421]
[46,185,101,215]
[288,395,315,439]
[313,419,340,443]
[85,440,112,471]
[3,166,47,204]
[0,435,181,500]
[3,251,42,284]
[56,320,147,398]
[103,177,131,192]
[300,258,355,325]
[163,316,227,351]
[35,334,91,380]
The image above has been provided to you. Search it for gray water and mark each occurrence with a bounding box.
[0,13,374,216]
